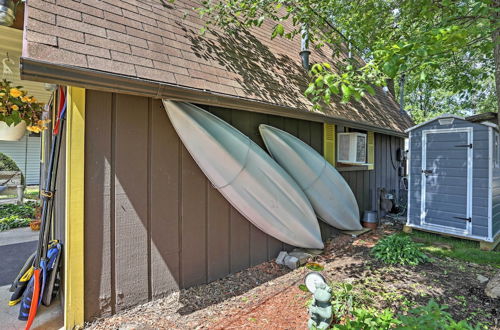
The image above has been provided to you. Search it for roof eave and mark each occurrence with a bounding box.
[21,57,408,138]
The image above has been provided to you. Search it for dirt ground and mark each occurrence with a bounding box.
[87,223,500,329]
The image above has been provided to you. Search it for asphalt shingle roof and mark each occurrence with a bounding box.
[23,0,413,133]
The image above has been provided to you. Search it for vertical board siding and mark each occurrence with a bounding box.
[84,90,112,319]
[84,93,404,320]
[338,133,403,216]
[84,94,323,320]
[113,94,149,311]
[180,146,208,287]
[150,99,180,298]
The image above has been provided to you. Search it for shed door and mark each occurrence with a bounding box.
[421,128,472,234]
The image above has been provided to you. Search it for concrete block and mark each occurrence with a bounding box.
[284,256,299,270]
[276,251,288,265]
[288,251,311,266]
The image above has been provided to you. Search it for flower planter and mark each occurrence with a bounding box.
[0,121,26,141]
[30,219,41,231]
[0,0,16,26]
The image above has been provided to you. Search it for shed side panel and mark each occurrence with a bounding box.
[493,129,500,238]
[408,119,490,238]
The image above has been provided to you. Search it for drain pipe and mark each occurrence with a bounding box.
[399,74,406,113]
[300,25,311,70]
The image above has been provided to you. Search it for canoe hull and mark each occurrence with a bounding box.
[259,124,362,231]
[163,101,324,249]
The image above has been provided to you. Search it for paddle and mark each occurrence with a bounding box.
[19,87,66,330]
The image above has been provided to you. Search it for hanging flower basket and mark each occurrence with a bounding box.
[0,0,16,27]
[0,79,49,141]
[0,120,25,141]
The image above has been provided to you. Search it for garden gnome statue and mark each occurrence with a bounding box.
[307,282,333,330]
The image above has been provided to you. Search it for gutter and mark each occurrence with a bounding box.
[20,57,408,138]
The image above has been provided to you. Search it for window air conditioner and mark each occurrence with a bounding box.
[337,132,367,164]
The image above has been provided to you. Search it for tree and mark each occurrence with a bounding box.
[194,0,498,122]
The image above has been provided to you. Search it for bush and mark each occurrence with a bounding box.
[397,300,477,329]
[371,234,430,266]
[333,307,398,329]
[0,202,38,219]
[0,152,20,172]
[331,300,476,330]
[0,216,31,231]
[0,152,24,185]
[330,283,362,320]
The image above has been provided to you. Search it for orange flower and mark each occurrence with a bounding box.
[30,97,37,103]
[9,88,22,98]
[11,104,19,111]
[27,125,41,133]
[21,96,30,103]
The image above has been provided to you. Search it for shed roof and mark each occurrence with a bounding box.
[21,0,413,135]
[405,114,498,133]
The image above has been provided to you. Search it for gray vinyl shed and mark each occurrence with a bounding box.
[406,115,500,245]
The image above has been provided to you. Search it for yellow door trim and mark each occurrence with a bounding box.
[65,86,85,329]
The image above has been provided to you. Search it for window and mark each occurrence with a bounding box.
[337,132,367,164]
[323,124,375,170]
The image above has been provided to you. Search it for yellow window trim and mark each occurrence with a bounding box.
[367,132,375,170]
[324,123,336,166]
[65,86,85,329]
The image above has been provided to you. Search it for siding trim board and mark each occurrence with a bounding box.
[488,127,493,241]
[65,86,86,329]
[406,132,412,227]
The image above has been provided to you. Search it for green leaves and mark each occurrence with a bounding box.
[192,0,496,114]
[371,234,430,266]
[271,23,284,39]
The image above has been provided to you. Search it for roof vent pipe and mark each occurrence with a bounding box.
[300,25,311,70]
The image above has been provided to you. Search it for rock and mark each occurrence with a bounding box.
[485,271,500,299]
[433,242,452,250]
[284,256,300,270]
[477,274,489,284]
[276,251,288,265]
[288,251,312,265]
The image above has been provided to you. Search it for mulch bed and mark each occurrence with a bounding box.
[86,223,500,329]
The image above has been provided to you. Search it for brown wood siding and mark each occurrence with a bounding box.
[83,91,403,320]
[338,134,403,216]
[83,92,323,320]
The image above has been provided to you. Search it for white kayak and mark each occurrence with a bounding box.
[259,124,362,231]
[163,101,324,249]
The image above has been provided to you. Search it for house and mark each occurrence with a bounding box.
[406,114,500,250]
[16,0,412,327]
[0,26,53,185]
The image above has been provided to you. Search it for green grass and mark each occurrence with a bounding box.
[407,231,500,268]
[23,186,39,199]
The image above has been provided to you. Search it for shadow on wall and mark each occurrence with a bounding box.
[84,94,326,320]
